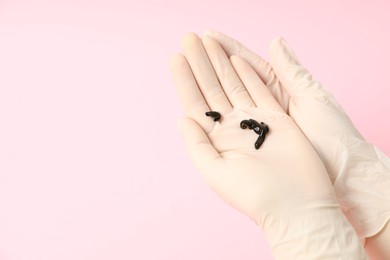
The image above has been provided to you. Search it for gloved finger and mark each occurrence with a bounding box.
[203,30,290,111]
[269,37,325,97]
[181,33,232,113]
[203,30,273,85]
[169,53,215,133]
[177,117,222,171]
[201,36,255,109]
[230,55,284,113]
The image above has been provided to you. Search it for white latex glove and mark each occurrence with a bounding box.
[170,33,367,259]
[204,30,390,243]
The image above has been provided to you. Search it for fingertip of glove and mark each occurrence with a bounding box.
[180,32,200,48]
[202,29,218,37]
[269,36,286,54]
[271,36,285,44]
[269,36,302,67]
[201,35,218,46]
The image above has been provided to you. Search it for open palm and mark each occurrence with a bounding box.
[169,33,336,224]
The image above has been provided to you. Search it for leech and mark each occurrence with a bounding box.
[205,111,221,122]
[240,119,269,150]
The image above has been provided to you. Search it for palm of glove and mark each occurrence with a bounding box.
[170,33,336,224]
[201,107,335,222]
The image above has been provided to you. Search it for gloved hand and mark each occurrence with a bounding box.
[203,30,390,243]
[170,33,367,259]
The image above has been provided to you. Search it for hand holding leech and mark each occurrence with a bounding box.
[203,30,390,259]
[170,33,367,259]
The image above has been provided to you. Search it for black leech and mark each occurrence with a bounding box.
[205,111,221,122]
[240,119,269,150]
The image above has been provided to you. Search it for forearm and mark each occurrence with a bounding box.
[365,220,390,260]
[260,203,367,259]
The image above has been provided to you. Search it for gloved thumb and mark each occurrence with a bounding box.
[177,117,221,170]
[269,37,323,97]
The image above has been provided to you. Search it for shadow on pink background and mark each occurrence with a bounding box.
[0,0,389,259]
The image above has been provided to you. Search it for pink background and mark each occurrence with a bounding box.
[0,0,389,259]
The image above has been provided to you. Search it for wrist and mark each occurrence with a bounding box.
[333,143,390,239]
[258,201,367,259]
